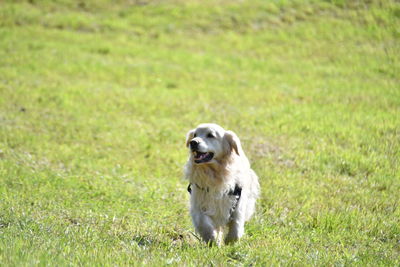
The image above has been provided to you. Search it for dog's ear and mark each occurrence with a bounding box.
[185,129,195,147]
[223,130,241,156]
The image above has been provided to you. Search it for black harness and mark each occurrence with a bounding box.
[187,183,242,219]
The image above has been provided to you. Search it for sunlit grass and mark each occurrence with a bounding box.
[0,0,399,265]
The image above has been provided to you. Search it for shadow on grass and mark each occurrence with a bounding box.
[129,230,201,250]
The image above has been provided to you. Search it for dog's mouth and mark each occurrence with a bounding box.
[193,151,214,164]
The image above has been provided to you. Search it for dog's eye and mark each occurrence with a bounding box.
[193,133,197,138]
[207,133,215,138]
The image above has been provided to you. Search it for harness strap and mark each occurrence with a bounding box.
[228,184,242,218]
[228,184,242,198]
[187,183,209,194]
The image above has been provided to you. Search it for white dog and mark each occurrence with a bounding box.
[184,123,260,245]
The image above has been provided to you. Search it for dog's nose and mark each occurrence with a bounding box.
[190,140,199,150]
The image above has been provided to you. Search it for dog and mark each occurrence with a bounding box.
[184,123,260,245]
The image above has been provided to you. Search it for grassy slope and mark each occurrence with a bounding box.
[0,0,399,265]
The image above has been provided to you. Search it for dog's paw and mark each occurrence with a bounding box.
[224,235,240,245]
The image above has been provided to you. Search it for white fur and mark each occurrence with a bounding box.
[184,123,260,245]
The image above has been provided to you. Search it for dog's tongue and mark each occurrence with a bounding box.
[199,153,207,159]
[195,152,207,159]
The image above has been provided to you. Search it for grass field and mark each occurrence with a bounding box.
[1,0,399,265]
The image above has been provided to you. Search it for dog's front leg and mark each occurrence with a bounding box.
[191,210,218,245]
[225,207,245,244]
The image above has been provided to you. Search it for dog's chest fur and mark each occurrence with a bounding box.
[185,163,239,226]
[190,186,237,226]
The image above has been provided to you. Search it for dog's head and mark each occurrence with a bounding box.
[185,123,242,164]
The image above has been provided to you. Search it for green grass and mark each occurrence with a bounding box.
[0,0,399,265]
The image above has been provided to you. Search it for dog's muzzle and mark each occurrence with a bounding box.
[190,139,214,163]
